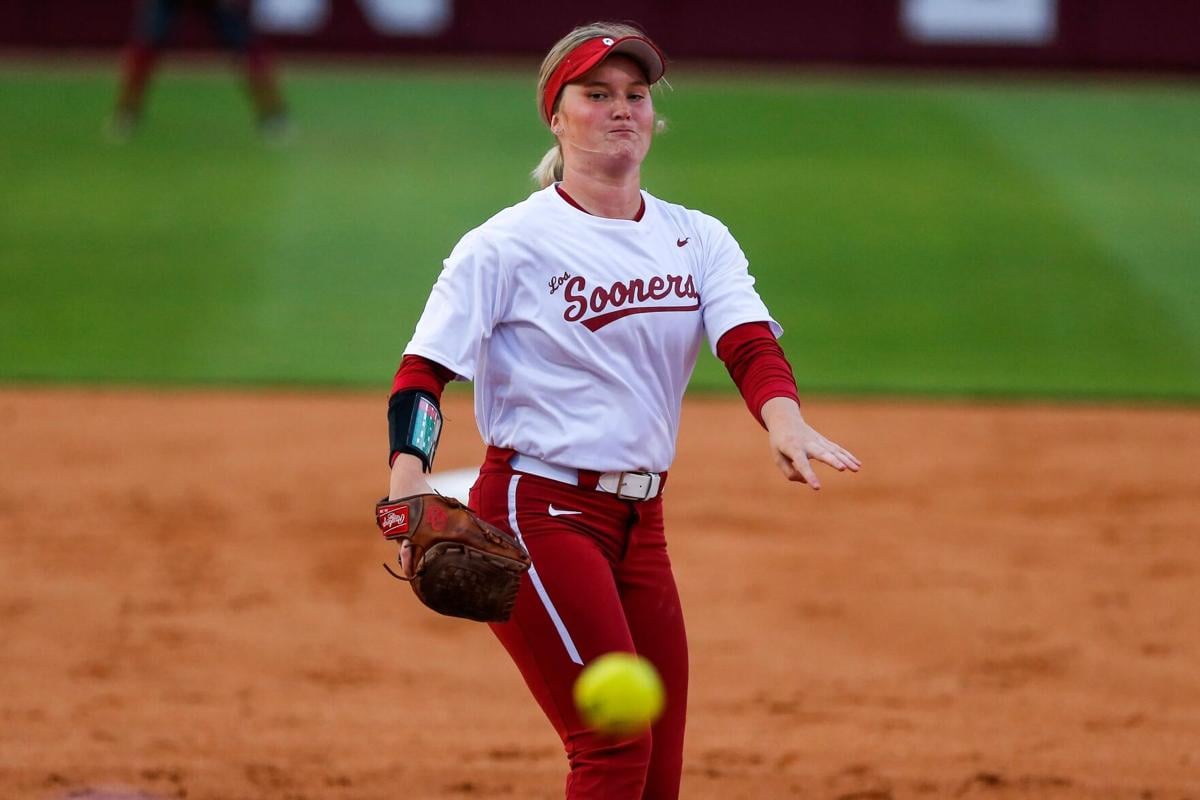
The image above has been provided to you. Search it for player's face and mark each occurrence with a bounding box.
[554,56,654,170]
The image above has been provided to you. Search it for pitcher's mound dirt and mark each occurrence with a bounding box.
[1,388,1197,799]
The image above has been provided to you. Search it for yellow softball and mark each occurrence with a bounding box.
[573,652,665,736]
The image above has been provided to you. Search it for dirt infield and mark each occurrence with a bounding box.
[2,388,1197,799]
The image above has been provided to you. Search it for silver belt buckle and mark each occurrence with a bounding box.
[616,471,655,501]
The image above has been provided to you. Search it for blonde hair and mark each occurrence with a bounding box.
[531,21,668,188]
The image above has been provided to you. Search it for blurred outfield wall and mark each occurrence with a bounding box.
[2,0,1198,72]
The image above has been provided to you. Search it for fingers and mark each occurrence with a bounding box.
[777,451,821,490]
[399,540,415,578]
[813,446,858,472]
[775,439,863,489]
[812,449,846,471]
[809,437,862,473]
[835,443,862,470]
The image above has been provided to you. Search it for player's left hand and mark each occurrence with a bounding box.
[761,397,860,490]
[375,494,531,622]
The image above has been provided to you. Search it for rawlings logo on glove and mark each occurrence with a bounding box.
[375,494,531,623]
[377,506,410,537]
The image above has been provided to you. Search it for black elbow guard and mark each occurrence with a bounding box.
[387,390,443,472]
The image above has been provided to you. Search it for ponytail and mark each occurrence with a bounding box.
[531,143,564,188]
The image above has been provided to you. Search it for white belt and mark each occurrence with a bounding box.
[509,453,664,501]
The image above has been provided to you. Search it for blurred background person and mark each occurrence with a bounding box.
[108,0,289,140]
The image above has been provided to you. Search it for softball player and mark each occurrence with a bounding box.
[109,0,287,140]
[385,21,860,799]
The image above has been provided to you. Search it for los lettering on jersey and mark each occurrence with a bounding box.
[404,185,781,474]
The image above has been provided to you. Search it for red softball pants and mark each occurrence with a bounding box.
[470,447,689,799]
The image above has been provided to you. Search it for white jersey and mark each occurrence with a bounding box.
[404,185,782,473]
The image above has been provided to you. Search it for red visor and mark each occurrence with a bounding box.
[541,35,667,125]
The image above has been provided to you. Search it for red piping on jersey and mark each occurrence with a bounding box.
[556,184,645,222]
[716,322,801,428]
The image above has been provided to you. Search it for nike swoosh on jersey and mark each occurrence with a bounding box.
[548,505,583,517]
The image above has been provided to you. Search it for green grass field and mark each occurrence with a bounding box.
[2,62,1198,400]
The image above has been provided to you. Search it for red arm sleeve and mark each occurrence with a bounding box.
[389,354,455,402]
[715,322,801,428]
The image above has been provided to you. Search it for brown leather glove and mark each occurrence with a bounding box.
[375,494,530,622]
